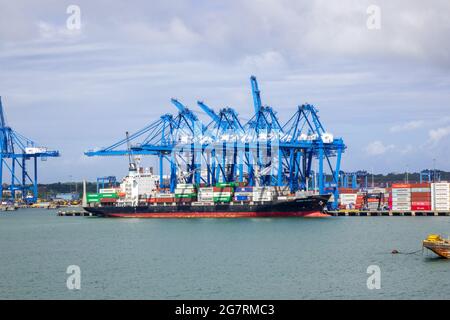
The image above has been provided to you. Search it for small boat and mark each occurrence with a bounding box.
[423,234,450,259]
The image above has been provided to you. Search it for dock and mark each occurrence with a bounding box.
[0,205,17,211]
[328,210,450,217]
[57,210,93,217]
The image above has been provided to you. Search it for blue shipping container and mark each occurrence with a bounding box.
[235,187,253,192]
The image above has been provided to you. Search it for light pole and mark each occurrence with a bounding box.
[405,164,409,183]
[371,167,374,188]
[433,158,436,182]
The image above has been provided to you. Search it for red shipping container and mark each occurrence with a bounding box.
[100,198,117,203]
[213,187,233,192]
[411,205,432,211]
[392,183,411,188]
[175,198,194,203]
[409,183,430,188]
[411,201,431,206]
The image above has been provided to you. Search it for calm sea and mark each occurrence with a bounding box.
[0,208,449,299]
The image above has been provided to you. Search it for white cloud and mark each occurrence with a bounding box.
[389,120,424,132]
[241,51,287,71]
[120,17,200,46]
[428,126,450,144]
[365,140,395,155]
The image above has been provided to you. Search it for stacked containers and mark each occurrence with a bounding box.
[234,186,253,202]
[213,186,233,202]
[252,186,274,202]
[198,187,214,202]
[87,193,101,203]
[355,192,365,210]
[431,182,450,211]
[366,193,383,211]
[410,183,431,211]
[87,192,118,203]
[174,184,197,203]
[339,188,358,209]
[391,183,411,211]
[385,188,391,208]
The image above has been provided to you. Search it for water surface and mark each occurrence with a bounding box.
[0,209,449,299]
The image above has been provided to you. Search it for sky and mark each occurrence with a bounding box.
[0,0,449,182]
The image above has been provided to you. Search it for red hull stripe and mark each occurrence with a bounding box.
[106,211,328,218]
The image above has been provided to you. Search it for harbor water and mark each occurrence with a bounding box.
[0,208,449,299]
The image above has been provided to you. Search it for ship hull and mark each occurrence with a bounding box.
[423,242,450,259]
[84,195,330,219]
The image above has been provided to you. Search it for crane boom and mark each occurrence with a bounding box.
[197,101,220,124]
[250,75,262,115]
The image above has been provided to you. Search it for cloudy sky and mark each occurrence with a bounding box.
[1,0,449,182]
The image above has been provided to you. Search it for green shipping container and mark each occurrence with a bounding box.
[215,182,237,188]
[175,194,197,199]
[99,193,119,199]
[87,193,101,203]
[213,197,232,202]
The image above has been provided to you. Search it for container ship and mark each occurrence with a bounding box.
[84,194,330,218]
[83,168,331,218]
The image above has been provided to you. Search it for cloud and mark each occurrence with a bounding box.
[1,0,450,181]
[365,140,395,155]
[428,126,450,144]
[389,120,424,132]
[241,51,287,71]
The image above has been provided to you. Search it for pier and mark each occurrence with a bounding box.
[328,210,450,217]
[57,210,93,217]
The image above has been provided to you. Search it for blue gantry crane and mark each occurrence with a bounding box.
[84,76,346,209]
[0,97,60,203]
[419,169,441,183]
[339,170,369,189]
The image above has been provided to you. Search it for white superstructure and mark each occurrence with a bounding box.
[119,167,159,205]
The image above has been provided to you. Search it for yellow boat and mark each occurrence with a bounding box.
[423,234,450,259]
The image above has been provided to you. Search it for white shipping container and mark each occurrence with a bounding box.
[156,193,175,198]
[392,188,410,192]
[253,187,275,192]
[198,201,215,206]
[213,192,232,196]
[198,192,214,197]
[340,194,358,199]
[252,192,274,195]
[177,184,194,188]
[198,197,214,201]
[431,183,450,210]
[99,188,119,194]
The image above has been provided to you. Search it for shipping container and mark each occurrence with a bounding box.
[235,196,250,201]
[235,187,253,192]
[215,182,238,188]
[213,187,233,192]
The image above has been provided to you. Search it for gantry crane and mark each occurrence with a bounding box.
[0,97,59,203]
[84,76,346,209]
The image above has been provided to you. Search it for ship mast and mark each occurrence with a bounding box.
[126,131,137,172]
